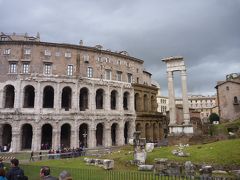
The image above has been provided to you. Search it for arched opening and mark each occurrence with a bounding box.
[96,89,104,109]
[1,124,12,151]
[134,93,141,112]
[96,123,103,146]
[79,123,88,148]
[61,123,71,148]
[61,86,72,110]
[151,96,155,112]
[111,123,118,146]
[144,94,148,112]
[41,124,52,150]
[153,123,158,143]
[80,87,89,111]
[21,124,33,150]
[43,86,54,108]
[4,85,15,108]
[110,90,117,110]
[23,85,35,108]
[123,92,129,110]
[136,123,142,137]
[145,123,151,142]
[124,122,129,144]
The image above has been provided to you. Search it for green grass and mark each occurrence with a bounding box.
[211,119,240,136]
[27,138,240,172]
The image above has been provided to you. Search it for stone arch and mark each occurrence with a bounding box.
[153,123,158,142]
[96,89,104,109]
[143,94,148,112]
[111,123,119,146]
[136,123,142,137]
[110,90,118,110]
[1,124,12,151]
[123,91,129,110]
[61,123,71,148]
[41,123,53,150]
[4,85,15,108]
[79,87,89,111]
[21,123,33,150]
[79,123,88,148]
[134,93,141,111]
[43,85,54,108]
[151,95,155,112]
[124,121,130,144]
[145,123,151,142]
[96,123,104,146]
[61,86,72,110]
[23,85,35,108]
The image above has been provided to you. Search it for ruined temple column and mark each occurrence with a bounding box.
[181,70,190,125]
[167,71,176,125]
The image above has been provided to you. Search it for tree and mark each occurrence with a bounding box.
[209,113,220,124]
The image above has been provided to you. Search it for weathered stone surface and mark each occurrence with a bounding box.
[134,151,147,165]
[128,138,134,145]
[103,159,114,170]
[145,143,154,152]
[199,165,213,178]
[185,161,195,176]
[138,165,154,171]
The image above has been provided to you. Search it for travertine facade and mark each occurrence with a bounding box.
[215,73,240,121]
[0,33,164,152]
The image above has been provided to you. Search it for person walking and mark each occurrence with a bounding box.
[29,151,34,162]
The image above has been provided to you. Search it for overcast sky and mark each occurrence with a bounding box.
[1,0,240,96]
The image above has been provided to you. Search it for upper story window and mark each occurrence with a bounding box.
[87,67,93,78]
[226,86,229,91]
[233,96,239,105]
[117,60,121,65]
[116,71,122,81]
[84,55,89,63]
[55,52,61,57]
[127,73,132,83]
[105,69,112,80]
[4,48,11,55]
[24,48,31,55]
[9,63,17,73]
[44,63,52,75]
[44,50,51,56]
[67,65,73,76]
[22,63,30,74]
[97,56,101,62]
[65,52,72,58]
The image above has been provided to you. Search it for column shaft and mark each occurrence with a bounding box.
[181,70,190,124]
[167,71,176,125]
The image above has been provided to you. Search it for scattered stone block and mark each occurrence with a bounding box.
[103,159,114,170]
[145,143,154,152]
[138,165,154,171]
[134,151,147,165]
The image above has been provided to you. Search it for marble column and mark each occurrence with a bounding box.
[35,82,41,113]
[105,86,110,110]
[55,83,60,112]
[181,70,190,125]
[167,71,176,125]
[12,129,20,152]
[52,128,60,150]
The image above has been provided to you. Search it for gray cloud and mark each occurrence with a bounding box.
[1,0,240,96]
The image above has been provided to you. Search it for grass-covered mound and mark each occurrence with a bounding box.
[29,138,240,171]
